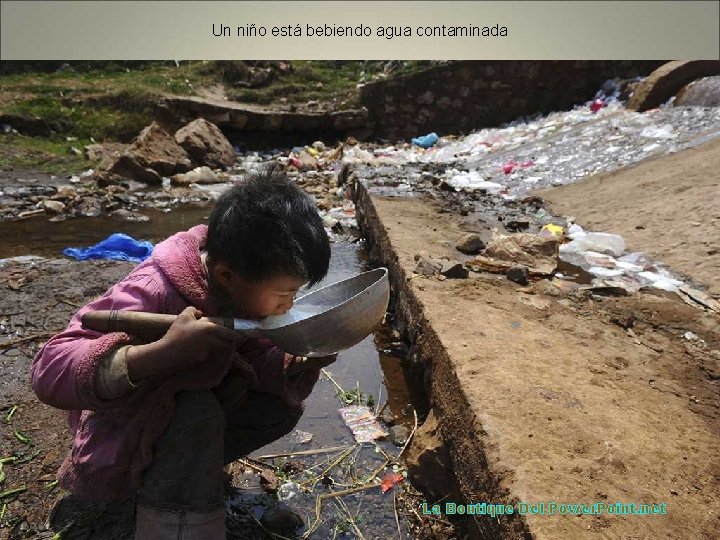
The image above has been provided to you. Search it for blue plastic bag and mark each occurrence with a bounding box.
[411,132,439,149]
[63,233,154,263]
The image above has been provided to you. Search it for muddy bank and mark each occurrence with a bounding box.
[352,173,720,539]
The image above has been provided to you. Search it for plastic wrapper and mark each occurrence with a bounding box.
[338,405,388,444]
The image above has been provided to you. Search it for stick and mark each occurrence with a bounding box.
[302,446,357,489]
[374,387,383,416]
[256,445,351,460]
[336,497,366,540]
[396,408,418,461]
[321,368,345,395]
[393,492,403,539]
[0,332,55,349]
[303,483,380,538]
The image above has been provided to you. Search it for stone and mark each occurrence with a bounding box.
[405,409,453,501]
[414,256,442,276]
[627,61,720,111]
[675,76,720,107]
[507,265,530,286]
[260,507,303,536]
[389,425,410,447]
[455,233,486,255]
[83,142,127,162]
[110,209,150,222]
[440,260,469,279]
[107,122,192,184]
[174,118,236,170]
[379,408,396,426]
[42,200,66,214]
[170,166,227,186]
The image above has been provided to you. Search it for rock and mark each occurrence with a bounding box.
[54,185,77,200]
[675,76,720,107]
[76,197,102,217]
[473,232,560,275]
[83,142,127,163]
[507,265,530,286]
[506,219,530,232]
[627,61,720,111]
[414,256,442,276]
[110,209,150,222]
[42,200,66,214]
[455,233,486,255]
[170,166,227,186]
[440,260,469,279]
[405,409,453,501]
[413,250,431,262]
[379,408,396,426]
[389,425,410,447]
[260,507,303,536]
[107,122,193,184]
[174,118,236,170]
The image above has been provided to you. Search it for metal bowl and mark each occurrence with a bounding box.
[256,267,390,357]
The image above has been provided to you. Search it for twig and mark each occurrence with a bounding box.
[257,445,351,460]
[0,332,55,349]
[393,492,403,539]
[336,497,366,540]
[363,458,390,483]
[302,446,357,489]
[374,387,383,417]
[396,408,418,461]
[303,483,380,538]
[321,368,345,395]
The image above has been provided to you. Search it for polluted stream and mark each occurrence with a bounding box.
[0,204,435,539]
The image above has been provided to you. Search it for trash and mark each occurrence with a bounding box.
[472,232,560,275]
[683,331,699,341]
[380,471,404,493]
[63,233,153,263]
[590,99,605,113]
[640,124,677,139]
[411,132,439,149]
[539,223,564,238]
[277,482,303,501]
[288,429,313,445]
[338,405,388,444]
[560,231,625,257]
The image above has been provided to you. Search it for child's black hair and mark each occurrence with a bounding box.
[207,165,331,286]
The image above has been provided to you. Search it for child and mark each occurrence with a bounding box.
[31,166,336,539]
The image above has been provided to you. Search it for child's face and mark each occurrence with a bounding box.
[225,272,306,319]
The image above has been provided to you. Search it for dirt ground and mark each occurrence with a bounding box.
[355,182,720,539]
[536,137,720,296]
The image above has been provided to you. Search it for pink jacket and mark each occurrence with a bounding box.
[31,225,320,501]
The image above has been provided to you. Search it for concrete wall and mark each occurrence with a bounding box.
[360,60,666,141]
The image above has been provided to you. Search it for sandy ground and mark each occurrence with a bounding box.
[536,137,720,297]
[354,184,720,539]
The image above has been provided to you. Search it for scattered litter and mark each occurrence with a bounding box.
[338,405,388,443]
[380,471,404,494]
[62,233,153,263]
[288,430,313,445]
[411,132,439,149]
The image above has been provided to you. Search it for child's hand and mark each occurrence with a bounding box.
[286,354,338,377]
[158,306,245,371]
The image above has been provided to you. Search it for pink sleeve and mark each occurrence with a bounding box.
[30,272,164,411]
[238,339,320,407]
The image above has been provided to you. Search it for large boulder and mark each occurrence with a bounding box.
[675,76,720,107]
[107,122,193,184]
[174,118,236,170]
[627,61,720,111]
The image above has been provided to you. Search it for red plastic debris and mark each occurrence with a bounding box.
[380,472,404,493]
[590,99,604,113]
[502,161,517,175]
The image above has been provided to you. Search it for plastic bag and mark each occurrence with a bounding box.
[411,132,439,149]
[63,233,154,262]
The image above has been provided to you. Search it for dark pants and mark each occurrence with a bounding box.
[136,390,302,511]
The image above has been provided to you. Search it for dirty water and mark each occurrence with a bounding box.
[0,204,424,539]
